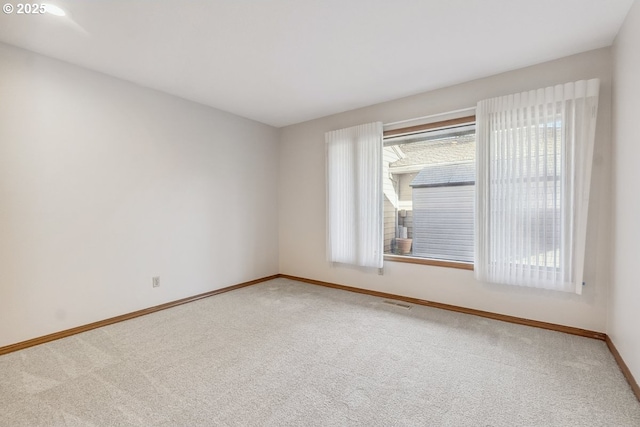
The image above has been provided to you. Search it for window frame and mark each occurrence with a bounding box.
[383,115,476,271]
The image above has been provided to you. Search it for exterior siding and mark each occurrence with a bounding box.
[383,197,396,253]
[398,173,417,203]
[382,147,400,253]
[412,185,474,262]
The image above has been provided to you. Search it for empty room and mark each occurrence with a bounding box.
[1,0,639,425]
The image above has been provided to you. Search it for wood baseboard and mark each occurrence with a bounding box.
[605,335,640,402]
[278,274,606,341]
[0,274,279,356]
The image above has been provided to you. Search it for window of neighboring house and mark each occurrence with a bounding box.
[383,117,475,266]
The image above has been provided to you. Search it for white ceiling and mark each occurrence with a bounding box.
[0,0,634,127]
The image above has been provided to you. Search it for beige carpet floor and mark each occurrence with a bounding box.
[1,277,639,426]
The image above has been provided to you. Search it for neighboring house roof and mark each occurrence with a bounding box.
[390,134,475,169]
[410,162,475,188]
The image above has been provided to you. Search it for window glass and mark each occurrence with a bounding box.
[383,123,475,262]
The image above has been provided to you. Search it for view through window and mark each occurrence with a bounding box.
[383,121,475,263]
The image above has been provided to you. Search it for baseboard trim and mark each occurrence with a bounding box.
[0,274,279,356]
[605,335,640,402]
[278,274,606,341]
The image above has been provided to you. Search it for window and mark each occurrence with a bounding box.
[383,117,475,266]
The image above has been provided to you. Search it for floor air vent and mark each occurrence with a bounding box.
[381,300,411,310]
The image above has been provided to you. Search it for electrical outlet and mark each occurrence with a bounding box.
[152,276,160,288]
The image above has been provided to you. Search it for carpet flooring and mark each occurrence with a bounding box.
[1,277,639,426]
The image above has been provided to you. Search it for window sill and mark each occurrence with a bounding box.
[384,254,474,271]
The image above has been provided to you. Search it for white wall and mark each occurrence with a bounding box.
[611,0,640,384]
[0,43,280,347]
[279,48,612,332]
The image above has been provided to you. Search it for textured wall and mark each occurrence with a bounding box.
[611,0,640,388]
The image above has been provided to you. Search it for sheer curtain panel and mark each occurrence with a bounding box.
[475,79,600,294]
[326,122,384,268]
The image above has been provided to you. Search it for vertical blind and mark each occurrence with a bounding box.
[475,79,600,293]
[326,122,384,268]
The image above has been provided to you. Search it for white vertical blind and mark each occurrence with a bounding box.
[475,79,600,293]
[326,122,384,268]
